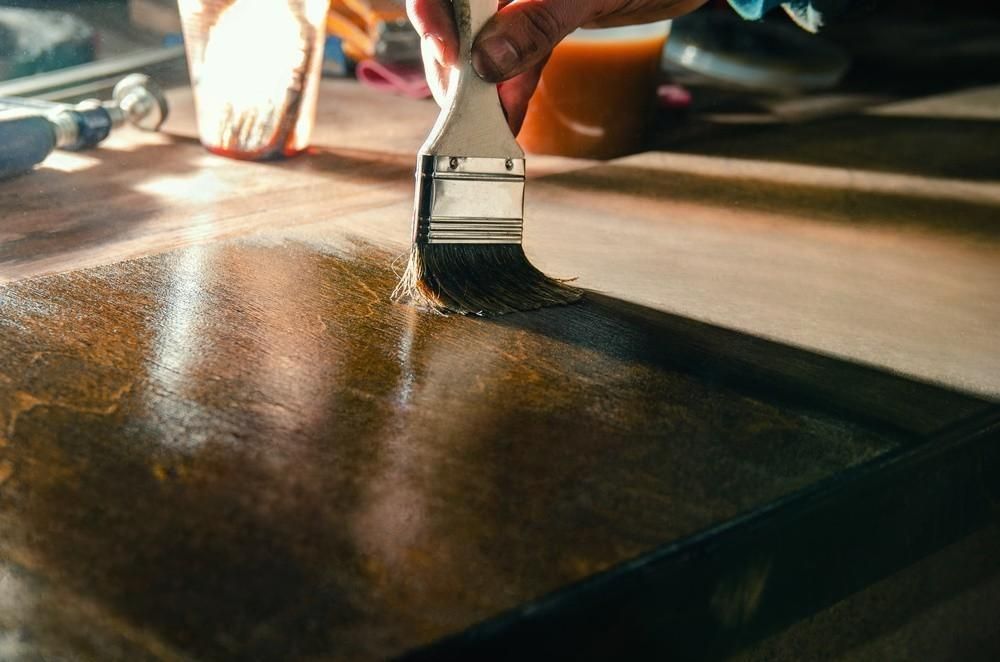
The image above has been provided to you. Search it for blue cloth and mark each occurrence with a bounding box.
[728,0,828,31]
[727,0,784,19]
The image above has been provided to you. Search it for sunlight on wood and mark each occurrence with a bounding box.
[870,84,1000,121]
[42,152,101,173]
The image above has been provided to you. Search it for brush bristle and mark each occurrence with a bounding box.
[392,244,582,316]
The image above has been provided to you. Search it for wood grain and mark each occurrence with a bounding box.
[0,238,927,661]
[1,76,999,660]
[2,80,997,397]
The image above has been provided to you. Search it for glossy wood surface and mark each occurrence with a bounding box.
[2,80,998,397]
[1,76,999,660]
[1,237,942,660]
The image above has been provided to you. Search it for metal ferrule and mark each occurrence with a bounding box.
[48,110,79,149]
[413,154,525,245]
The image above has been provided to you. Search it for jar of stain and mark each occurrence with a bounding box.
[518,21,671,160]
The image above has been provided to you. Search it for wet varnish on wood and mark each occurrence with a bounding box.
[1,78,999,660]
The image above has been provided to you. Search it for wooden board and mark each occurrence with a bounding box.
[0,236,995,661]
[1,78,999,660]
[2,81,998,397]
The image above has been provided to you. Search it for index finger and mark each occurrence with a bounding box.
[406,0,459,66]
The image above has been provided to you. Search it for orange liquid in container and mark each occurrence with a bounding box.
[519,29,668,160]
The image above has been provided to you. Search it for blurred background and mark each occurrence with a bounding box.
[2,0,999,137]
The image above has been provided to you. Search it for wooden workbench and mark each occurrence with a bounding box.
[1,79,998,660]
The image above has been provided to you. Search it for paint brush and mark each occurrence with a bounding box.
[392,0,581,316]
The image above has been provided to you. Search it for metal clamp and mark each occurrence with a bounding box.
[414,154,525,245]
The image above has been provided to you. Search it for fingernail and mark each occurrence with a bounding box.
[473,36,519,80]
[423,34,448,66]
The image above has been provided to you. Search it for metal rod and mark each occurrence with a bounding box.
[0,97,70,111]
[0,46,184,98]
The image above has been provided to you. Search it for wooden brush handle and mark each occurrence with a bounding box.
[420,0,524,159]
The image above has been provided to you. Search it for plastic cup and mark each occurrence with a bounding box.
[518,21,671,160]
[177,0,329,160]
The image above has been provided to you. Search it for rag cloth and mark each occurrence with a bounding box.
[355,60,431,99]
[728,0,858,31]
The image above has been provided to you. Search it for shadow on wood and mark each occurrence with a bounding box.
[0,238,995,661]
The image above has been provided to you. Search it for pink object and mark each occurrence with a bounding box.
[658,84,693,110]
[355,60,432,99]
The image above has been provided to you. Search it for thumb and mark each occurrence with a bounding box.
[472,0,592,82]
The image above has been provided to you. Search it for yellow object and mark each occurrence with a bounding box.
[327,0,419,63]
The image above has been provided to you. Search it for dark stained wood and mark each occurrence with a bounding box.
[731,520,1000,661]
[1,72,999,660]
[3,237,991,660]
[404,410,1000,661]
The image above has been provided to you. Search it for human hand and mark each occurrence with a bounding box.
[406,0,708,133]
